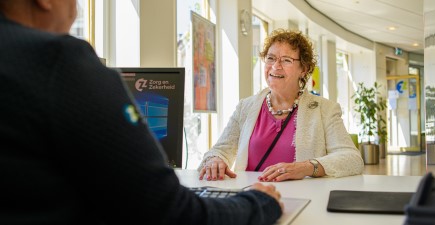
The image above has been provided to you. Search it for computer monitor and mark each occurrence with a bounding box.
[114,67,185,168]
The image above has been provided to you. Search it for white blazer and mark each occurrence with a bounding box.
[200,88,364,177]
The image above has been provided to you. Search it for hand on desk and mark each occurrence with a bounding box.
[199,156,237,181]
[258,161,321,182]
[199,157,324,182]
[250,183,284,212]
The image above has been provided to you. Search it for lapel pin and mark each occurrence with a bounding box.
[308,101,319,109]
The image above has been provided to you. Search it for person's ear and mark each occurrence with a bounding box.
[34,0,53,11]
[300,65,308,75]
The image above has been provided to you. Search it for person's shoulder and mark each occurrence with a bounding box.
[49,34,95,56]
[1,14,57,46]
[236,88,266,107]
[233,88,267,114]
[1,14,68,44]
[46,34,105,67]
[2,16,94,59]
[35,34,116,82]
[304,92,338,105]
[243,88,268,101]
[301,92,341,113]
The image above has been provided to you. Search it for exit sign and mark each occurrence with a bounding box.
[394,47,403,56]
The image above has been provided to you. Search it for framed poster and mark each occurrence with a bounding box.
[191,11,217,113]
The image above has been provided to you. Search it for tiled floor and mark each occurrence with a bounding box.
[363,152,435,176]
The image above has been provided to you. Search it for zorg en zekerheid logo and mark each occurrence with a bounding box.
[135,78,176,91]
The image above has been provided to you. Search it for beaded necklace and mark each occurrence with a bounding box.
[266,90,303,116]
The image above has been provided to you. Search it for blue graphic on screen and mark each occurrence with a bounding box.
[134,93,168,140]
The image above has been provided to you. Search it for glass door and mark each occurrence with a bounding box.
[386,75,421,152]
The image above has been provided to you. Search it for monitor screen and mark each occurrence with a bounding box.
[114,67,185,168]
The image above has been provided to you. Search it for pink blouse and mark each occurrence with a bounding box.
[246,100,298,171]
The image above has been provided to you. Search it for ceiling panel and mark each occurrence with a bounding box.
[252,0,424,54]
[306,0,424,53]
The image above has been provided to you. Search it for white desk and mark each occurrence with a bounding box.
[175,169,422,225]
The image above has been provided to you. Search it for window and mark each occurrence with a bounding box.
[252,15,269,94]
[70,0,90,41]
[177,0,214,169]
[71,0,107,61]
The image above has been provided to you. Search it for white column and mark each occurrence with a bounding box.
[139,0,177,67]
[319,35,337,101]
[216,0,252,132]
[237,0,253,100]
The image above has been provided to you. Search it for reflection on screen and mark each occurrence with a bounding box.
[135,95,169,140]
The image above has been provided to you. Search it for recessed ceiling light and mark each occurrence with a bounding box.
[388,26,396,31]
[412,43,419,47]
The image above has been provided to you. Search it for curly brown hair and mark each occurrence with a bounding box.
[259,29,317,88]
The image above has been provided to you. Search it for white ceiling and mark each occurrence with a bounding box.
[252,0,424,54]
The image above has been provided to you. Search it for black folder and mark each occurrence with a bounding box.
[404,172,435,225]
[327,190,415,214]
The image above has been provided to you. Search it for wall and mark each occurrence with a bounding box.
[140,0,176,67]
[107,0,140,67]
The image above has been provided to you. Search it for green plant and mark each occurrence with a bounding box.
[377,99,388,144]
[352,82,387,144]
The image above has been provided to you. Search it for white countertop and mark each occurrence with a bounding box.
[175,169,422,225]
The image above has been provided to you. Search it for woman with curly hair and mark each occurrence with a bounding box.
[199,29,363,182]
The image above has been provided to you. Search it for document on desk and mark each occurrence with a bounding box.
[275,197,310,225]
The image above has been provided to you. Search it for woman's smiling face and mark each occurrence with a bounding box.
[264,42,306,94]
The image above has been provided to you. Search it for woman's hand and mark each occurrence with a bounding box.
[250,183,283,211]
[258,161,315,182]
[199,156,237,180]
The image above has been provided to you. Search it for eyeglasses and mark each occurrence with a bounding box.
[264,54,300,66]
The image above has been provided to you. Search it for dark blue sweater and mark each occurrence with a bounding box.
[0,12,281,225]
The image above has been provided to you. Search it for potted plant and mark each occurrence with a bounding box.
[377,106,388,159]
[352,82,387,164]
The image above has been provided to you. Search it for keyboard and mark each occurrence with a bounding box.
[190,186,311,225]
[189,187,243,198]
